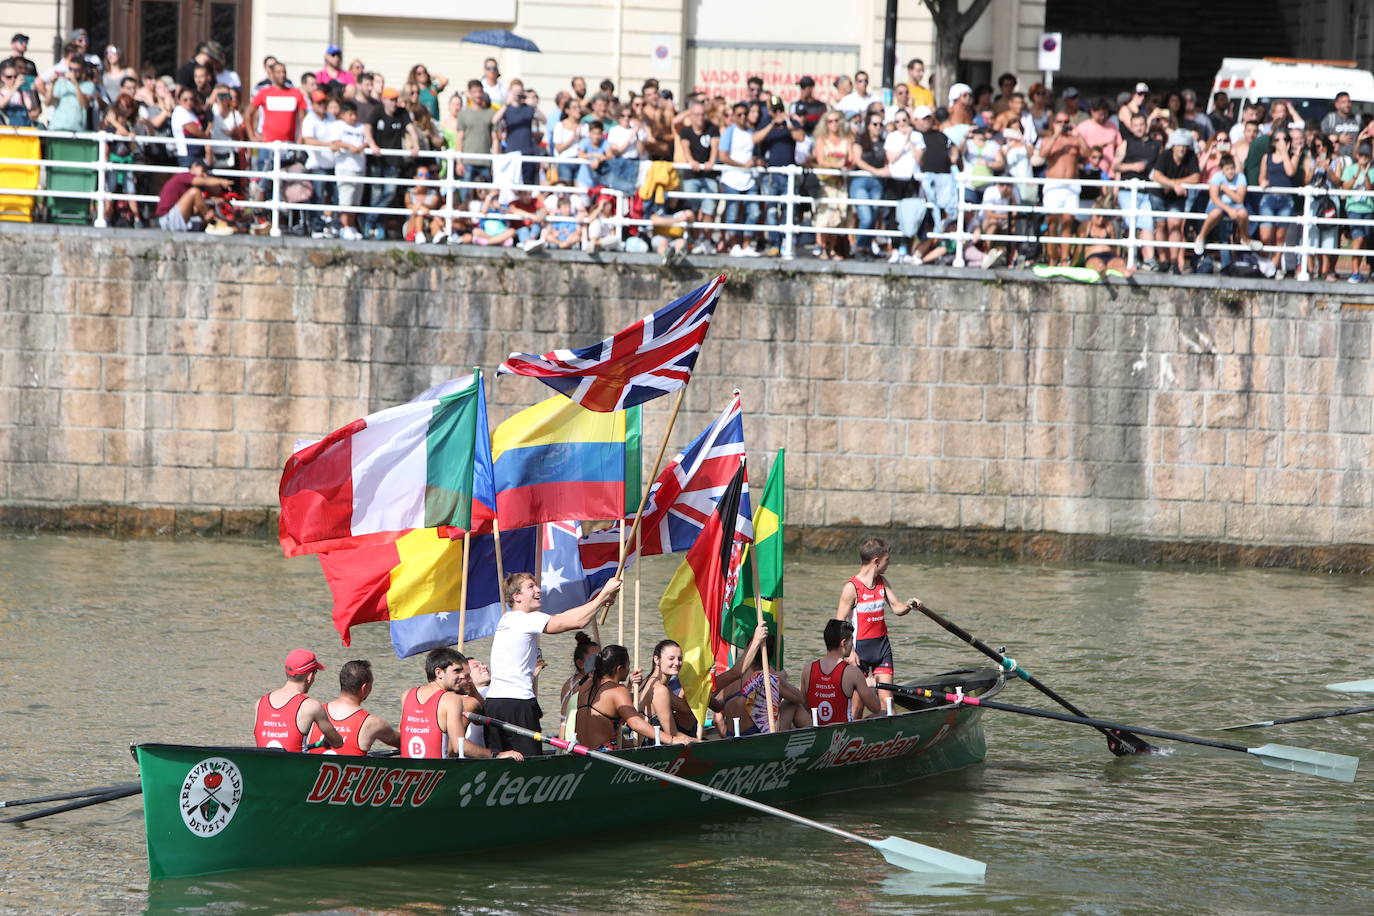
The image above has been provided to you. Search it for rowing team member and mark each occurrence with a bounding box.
[253,649,344,752]
[835,536,924,718]
[400,647,522,760]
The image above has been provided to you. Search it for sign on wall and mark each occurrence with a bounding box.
[686,42,859,105]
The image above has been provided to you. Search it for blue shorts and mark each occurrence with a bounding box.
[855,636,894,676]
[1259,192,1295,225]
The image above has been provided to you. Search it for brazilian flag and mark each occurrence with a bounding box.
[723,449,784,666]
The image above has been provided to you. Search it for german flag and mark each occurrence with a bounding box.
[657,458,748,725]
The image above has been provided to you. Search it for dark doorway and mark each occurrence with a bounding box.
[73,0,252,82]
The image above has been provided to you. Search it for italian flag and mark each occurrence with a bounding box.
[279,375,489,557]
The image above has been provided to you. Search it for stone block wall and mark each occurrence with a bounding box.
[1,226,1372,570]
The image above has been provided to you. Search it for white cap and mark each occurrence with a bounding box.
[1166,129,1193,149]
[1135,82,1150,94]
[912,105,934,119]
[1289,120,1306,130]
[948,82,972,105]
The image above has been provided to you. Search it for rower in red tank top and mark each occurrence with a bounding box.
[253,648,342,752]
[308,660,402,756]
[401,647,523,760]
[804,619,881,724]
[835,537,924,717]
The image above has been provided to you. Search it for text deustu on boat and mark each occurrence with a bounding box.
[136,670,1000,880]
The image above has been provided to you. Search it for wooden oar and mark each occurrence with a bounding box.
[907,601,1156,756]
[3,785,143,824]
[1327,678,1374,693]
[0,782,140,809]
[469,712,985,878]
[876,683,1357,783]
[1221,704,1374,730]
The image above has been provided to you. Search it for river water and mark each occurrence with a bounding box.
[1,533,1372,915]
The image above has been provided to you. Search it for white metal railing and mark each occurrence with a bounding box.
[1,125,1372,278]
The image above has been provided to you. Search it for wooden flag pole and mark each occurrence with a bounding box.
[632,557,642,705]
[749,532,777,734]
[457,528,471,651]
[493,518,507,606]
[600,386,687,624]
[617,523,625,645]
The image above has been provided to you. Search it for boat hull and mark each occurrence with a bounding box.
[137,669,1001,879]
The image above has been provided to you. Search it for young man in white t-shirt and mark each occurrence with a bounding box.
[485,571,621,756]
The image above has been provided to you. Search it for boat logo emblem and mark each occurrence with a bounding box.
[783,731,815,758]
[458,771,488,807]
[180,757,243,837]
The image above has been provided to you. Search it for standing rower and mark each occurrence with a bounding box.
[254,649,342,751]
[834,537,924,717]
[307,659,401,755]
[485,572,622,757]
[803,620,881,725]
[400,647,521,760]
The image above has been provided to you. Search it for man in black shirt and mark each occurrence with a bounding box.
[751,95,805,256]
[354,72,382,127]
[2,34,36,89]
[790,76,826,132]
[174,42,226,92]
[361,87,418,239]
[1149,130,1201,273]
[1208,91,1235,137]
[1113,111,1162,269]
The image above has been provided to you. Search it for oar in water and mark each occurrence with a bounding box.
[2,785,143,825]
[469,712,985,878]
[0,782,140,809]
[876,683,1358,784]
[1326,678,1374,693]
[1221,704,1374,731]
[906,601,1155,757]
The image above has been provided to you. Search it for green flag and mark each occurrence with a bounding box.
[624,404,642,515]
[723,449,784,666]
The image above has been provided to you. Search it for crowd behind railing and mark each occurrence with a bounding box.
[4,28,1374,280]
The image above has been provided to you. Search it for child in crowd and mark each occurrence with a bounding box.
[582,193,622,252]
[542,193,584,249]
[331,101,367,241]
[404,164,444,244]
[473,189,516,246]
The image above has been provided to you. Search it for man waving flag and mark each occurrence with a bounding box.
[497,275,725,412]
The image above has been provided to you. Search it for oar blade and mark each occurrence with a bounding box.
[1326,678,1374,693]
[870,836,986,879]
[1247,744,1359,783]
[1219,720,1274,731]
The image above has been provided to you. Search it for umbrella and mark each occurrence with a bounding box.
[462,29,541,53]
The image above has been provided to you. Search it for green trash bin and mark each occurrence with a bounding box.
[45,136,97,225]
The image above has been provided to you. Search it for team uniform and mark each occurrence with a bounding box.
[805,659,852,725]
[847,575,895,679]
[307,706,369,756]
[254,693,309,751]
[399,686,446,759]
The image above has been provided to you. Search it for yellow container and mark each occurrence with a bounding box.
[0,128,41,222]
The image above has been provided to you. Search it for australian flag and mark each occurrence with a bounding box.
[497,275,725,412]
[539,521,593,614]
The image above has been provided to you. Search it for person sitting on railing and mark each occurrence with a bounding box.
[1193,154,1258,261]
[1150,130,1201,274]
[1307,135,1342,282]
[541,192,584,250]
[1112,111,1162,270]
[1257,124,1305,278]
[1341,142,1374,283]
[330,100,367,241]
[0,61,39,126]
[153,159,231,233]
[403,164,443,244]
[1038,110,1092,267]
[1079,192,1133,278]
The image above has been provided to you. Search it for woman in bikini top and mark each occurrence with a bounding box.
[574,645,694,751]
[638,638,698,741]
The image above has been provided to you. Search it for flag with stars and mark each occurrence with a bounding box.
[538,521,591,615]
[318,526,537,658]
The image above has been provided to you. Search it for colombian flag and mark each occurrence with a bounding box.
[657,459,748,724]
[491,397,641,530]
[319,526,537,657]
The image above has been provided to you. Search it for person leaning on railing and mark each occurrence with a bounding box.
[1341,142,1374,283]
[1193,153,1258,262]
[1307,135,1342,282]
[1113,111,1161,270]
[883,108,924,263]
[1257,123,1305,278]
[1149,130,1201,274]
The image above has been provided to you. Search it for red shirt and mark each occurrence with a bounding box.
[806,659,851,725]
[154,171,196,217]
[308,705,369,755]
[251,85,307,142]
[849,575,890,640]
[254,692,309,751]
[400,686,446,759]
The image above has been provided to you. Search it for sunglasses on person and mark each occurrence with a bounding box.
[1,72,14,79]
[485,64,498,71]
[856,76,868,83]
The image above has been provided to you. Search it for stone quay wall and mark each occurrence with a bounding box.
[2,225,1372,571]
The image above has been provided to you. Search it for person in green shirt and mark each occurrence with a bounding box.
[1341,141,1374,282]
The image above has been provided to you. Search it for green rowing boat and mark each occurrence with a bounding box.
[135,668,1003,880]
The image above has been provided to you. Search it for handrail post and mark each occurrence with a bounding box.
[1125,177,1139,270]
[1295,186,1312,282]
[781,164,796,260]
[443,148,455,240]
[952,171,967,267]
[93,132,108,229]
[269,141,283,238]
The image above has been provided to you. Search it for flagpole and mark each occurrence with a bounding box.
[749,522,777,735]
[494,518,507,604]
[601,385,687,625]
[632,557,642,705]
[457,528,471,651]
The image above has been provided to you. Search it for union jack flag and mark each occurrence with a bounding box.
[496,275,726,412]
[579,394,751,586]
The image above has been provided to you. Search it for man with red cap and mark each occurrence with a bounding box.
[253,649,343,751]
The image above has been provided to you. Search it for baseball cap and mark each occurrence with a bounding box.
[326,44,342,56]
[203,40,226,62]
[311,89,327,102]
[796,75,815,89]
[69,28,88,40]
[380,87,399,99]
[947,82,971,106]
[912,104,934,119]
[1166,129,1192,149]
[284,649,325,676]
[1062,86,1079,99]
[1134,82,1150,94]
[12,33,28,43]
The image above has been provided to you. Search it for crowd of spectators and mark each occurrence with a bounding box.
[4,29,1374,278]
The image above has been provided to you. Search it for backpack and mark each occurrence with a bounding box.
[1223,251,1262,278]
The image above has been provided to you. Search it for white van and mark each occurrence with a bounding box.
[1208,57,1374,122]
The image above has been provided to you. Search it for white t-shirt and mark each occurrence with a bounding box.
[211,106,243,160]
[837,91,880,116]
[302,111,335,170]
[465,685,490,749]
[608,123,642,159]
[884,129,922,180]
[171,105,198,158]
[720,124,756,191]
[486,610,552,700]
[331,120,366,173]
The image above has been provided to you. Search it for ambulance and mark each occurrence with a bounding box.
[1208,57,1374,122]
